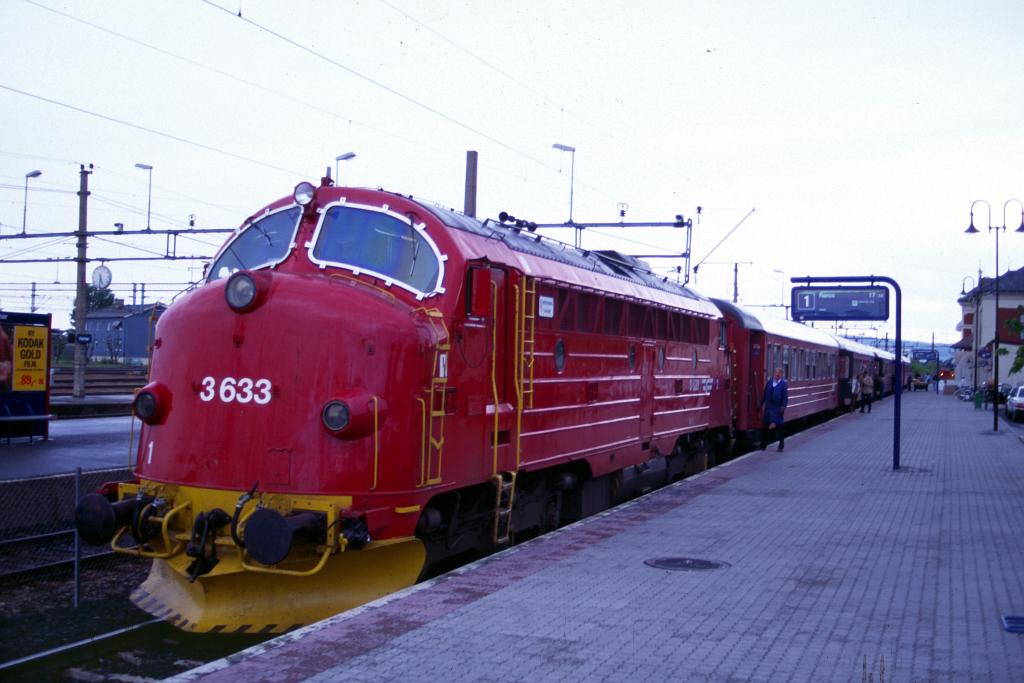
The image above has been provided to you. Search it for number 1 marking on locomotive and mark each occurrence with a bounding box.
[146,441,154,464]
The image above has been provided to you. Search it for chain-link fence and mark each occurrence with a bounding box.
[0,467,148,626]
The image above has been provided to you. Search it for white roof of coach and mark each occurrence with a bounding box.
[758,315,843,348]
[713,300,840,348]
[831,334,891,359]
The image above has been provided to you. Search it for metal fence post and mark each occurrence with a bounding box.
[74,466,81,608]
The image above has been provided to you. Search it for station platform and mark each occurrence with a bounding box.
[174,392,1024,682]
[50,393,133,418]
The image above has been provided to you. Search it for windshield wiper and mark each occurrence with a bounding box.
[406,212,420,276]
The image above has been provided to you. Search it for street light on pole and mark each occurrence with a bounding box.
[960,275,979,392]
[965,198,1024,432]
[22,169,42,235]
[135,163,153,230]
[335,152,356,183]
[552,142,576,225]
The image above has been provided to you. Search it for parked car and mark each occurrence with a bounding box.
[1006,385,1024,421]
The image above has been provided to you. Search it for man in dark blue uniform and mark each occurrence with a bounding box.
[761,367,789,451]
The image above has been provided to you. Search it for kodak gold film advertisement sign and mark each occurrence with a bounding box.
[13,325,48,391]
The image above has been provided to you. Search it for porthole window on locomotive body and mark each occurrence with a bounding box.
[657,347,666,371]
[628,344,637,371]
[554,339,566,373]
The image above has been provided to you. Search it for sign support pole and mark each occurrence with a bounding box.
[792,275,902,470]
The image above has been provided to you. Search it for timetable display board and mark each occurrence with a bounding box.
[791,286,889,322]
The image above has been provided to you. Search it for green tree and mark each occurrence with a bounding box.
[70,285,116,326]
[1008,305,1024,375]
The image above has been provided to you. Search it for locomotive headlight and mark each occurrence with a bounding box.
[224,270,271,313]
[293,181,316,206]
[322,400,351,432]
[226,272,257,310]
[134,382,171,424]
[134,391,158,420]
[321,391,387,439]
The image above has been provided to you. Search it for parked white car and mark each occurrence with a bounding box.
[1006,385,1024,422]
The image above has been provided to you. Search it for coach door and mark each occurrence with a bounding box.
[460,264,516,479]
[639,341,656,444]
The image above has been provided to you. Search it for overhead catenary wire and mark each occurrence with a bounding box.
[0,84,306,178]
[14,1,614,207]
[692,208,756,274]
[198,0,622,203]
[376,0,694,186]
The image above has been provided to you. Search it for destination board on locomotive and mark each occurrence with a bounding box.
[791,285,889,322]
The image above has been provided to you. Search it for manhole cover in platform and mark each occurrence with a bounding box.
[1002,615,1024,634]
[644,557,730,571]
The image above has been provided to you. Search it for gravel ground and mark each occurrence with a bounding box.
[0,559,153,664]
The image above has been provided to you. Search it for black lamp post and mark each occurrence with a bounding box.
[966,199,1024,431]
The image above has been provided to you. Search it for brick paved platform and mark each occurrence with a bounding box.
[174,393,1024,682]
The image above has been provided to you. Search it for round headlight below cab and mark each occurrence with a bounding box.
[226,272,257,311]
[134,391,158,420]
[293,181,316,206]
[134,382,171,424]
[322,400,351,432]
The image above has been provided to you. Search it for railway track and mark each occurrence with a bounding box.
[0,618,272,681]
[0,528,116,582]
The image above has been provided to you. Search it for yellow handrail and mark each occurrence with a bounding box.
[490,279,500,475]
[109,499,190,559]
[240,546,334,577]
[371,395,379,490]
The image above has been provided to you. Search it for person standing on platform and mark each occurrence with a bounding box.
[761,367,788,451]
[859,371,874,413]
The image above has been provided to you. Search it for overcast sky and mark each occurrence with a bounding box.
[2,0,1023,344]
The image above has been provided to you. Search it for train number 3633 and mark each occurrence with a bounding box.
[198,376,273,404]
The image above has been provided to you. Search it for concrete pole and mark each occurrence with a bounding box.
[73,165,92,399]
[464,151,478,218]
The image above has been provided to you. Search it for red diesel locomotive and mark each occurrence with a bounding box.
[76,177,733,633]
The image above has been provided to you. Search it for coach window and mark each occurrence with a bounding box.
[604,299,624,335]
[783,346,790,379]
[309,203,442,296]
[692,349,698,370]
[209,206,301,281]
[657,346,666,371]
[554,339,566,373]
[718,321,727,349]
[628,344,637,371]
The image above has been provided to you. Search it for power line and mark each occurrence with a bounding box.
[198,0,620,203]
[376,0,693,186]
[0,83,305,178]
[13,2,599,209]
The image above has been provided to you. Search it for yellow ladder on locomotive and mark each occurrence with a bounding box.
[518,278,537,410]
[416,309,450,487]
[492,470,517,545]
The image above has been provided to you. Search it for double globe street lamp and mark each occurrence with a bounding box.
[965,198,1024,431]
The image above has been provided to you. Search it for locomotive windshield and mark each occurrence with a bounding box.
[309,205,441,295]
[207,206,301,281]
